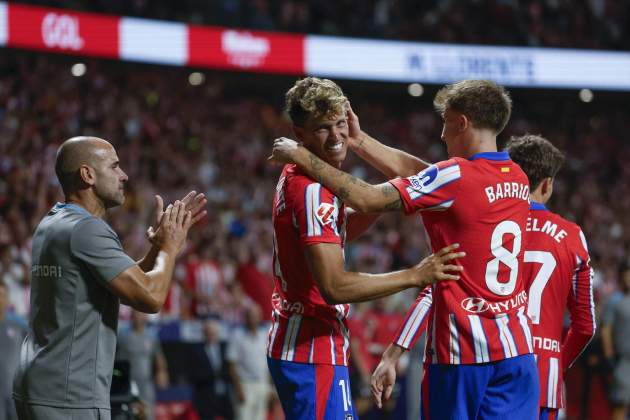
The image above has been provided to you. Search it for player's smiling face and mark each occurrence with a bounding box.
[295,112,349,168]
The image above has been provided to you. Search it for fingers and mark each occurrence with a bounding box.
[175,201,186,225]
[384,384,394,401]
[436,243,459,256]
[443,264,464,272]
[183,210,193,229]
[154,195,164,225]
[371,383,383,409]
[441,251,466,262]
[180,191,196,206]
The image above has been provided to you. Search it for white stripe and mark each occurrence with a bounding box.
[548,357,559,408]
[396,291,433,348]
[0,3,7,47]
[308,337,314,363]
[267,310,280,357]
[120,17,188,65]
[305,183,323,236]
[449,314,460,364]
[332,197,340,236]
[517,307,534,353]
[282,314,302,361]
[431,303,438,363]
[469,315,490,363]
[495,314,518,358]
[329,333,336,364]
[408,165,461,200]
[420,199,455,212]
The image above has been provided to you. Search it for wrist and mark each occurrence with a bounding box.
[382,343,405,363]
[348,131,367,151]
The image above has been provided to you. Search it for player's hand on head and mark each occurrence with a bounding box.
[415,243,465,288]
[345,101,361,143]
[268,137,299,164]
[371,358,396,409]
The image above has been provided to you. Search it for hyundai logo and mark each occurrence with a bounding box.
[461,297,490,314]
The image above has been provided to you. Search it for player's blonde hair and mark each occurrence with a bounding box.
[434,80,512,134]
[285,77,347,127]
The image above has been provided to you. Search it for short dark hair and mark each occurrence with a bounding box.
[433,80,512,134]
[285,77,347,127]
[504,134,565,190]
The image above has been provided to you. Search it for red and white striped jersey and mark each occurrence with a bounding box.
[389,152,534,365]
[524,202,595,409]
[267,164,351,366]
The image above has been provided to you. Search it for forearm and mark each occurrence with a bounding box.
[324,268,419,304]
[381,343,406,364]
[137,244,160,272]
[293,146,400,213]
[351,131,430,178]
[142,249,178,310]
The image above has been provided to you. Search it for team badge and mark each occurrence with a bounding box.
[315,202,337,226]
[409,166,438,192]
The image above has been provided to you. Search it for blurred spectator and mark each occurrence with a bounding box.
[116,311,169,420]
[0,281,26,420]
[190,319,234,420]
[226,304,271,420]
[601,265,630,420]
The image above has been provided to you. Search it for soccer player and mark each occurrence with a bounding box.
[12,137,206,420]
[507,135,595,419]
[270,79,539,419]
[371,135,596,420]
[267,78,465,420]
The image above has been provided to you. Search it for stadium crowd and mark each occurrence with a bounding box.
[14,0,630,50]
[1,49,629,419]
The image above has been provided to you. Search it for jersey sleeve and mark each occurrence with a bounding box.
[289,178,343,246]
[388,160,462,216]
[392,286,433,350]
[70,218,136,285]
[562,228,596,371]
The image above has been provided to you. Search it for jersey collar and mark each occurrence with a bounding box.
[468,151,510,161]
[54,202,92,216]
[530,201,547,211]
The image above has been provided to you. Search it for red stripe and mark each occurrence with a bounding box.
[315,364,334,420]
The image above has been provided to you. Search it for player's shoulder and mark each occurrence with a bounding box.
[283,164,337,198]
[546,209,588,251]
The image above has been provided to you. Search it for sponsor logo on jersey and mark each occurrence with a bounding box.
[409,166,438,192]
[461,297,490,313]
[315,202,337,227]
[272,293,305,315]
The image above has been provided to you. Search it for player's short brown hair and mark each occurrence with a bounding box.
[504,134,565,190]
[285,77,347,127]
[434,80,512,134]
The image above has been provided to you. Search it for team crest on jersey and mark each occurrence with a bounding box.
[315,202,337,227]
[461,297,490,314]
[409,165,439,192]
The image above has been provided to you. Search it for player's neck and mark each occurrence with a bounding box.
[455,131,497,159]
[529,190,546,205]
[65,192,107,218]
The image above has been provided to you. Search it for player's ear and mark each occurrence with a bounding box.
[542,177,553,198]
[458,113,469,133]
[79,164,96,187]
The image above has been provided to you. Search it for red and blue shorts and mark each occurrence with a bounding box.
[268,358,356,420]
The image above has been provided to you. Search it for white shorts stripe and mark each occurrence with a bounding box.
[449,314,460,364]
[308,336,314,364]
[548,357,559,408]
[468,315,490,363]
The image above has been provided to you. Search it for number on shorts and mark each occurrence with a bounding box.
[338,379,352,412]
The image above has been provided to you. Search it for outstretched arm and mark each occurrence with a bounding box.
[305,242,463,305]
[346,103,430,178]
[271,138,403,213]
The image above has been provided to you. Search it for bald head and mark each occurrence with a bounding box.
[55,136,113,194]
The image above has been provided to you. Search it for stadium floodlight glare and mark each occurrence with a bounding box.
[579,88,594,103]
[408,83,424,97]
[189,72,205,86]
[71,63,86,77]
